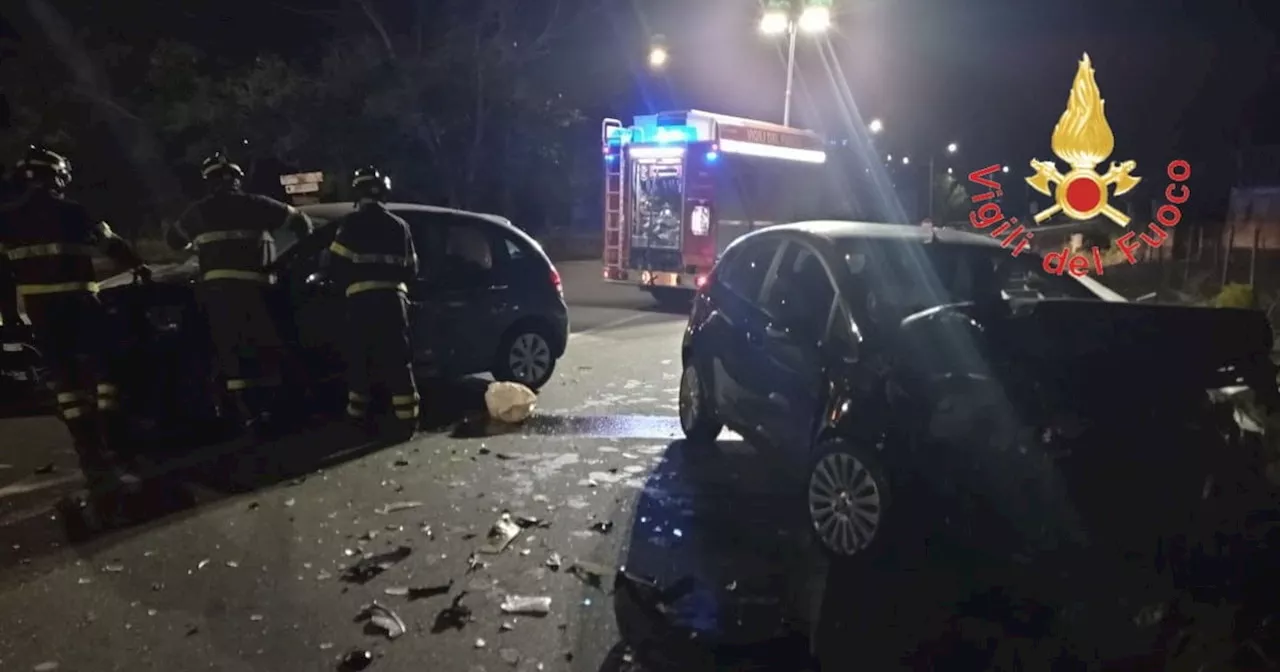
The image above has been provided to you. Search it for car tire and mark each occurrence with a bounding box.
[678,360,722,444]
[494,323,558,390]
[806,438,891,566]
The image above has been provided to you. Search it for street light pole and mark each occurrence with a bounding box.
[782,20,798,127]
[928,155,935,222]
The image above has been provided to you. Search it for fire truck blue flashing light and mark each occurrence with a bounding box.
[705,151,719,163]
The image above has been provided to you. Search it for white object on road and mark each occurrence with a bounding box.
[500,595,551,616]
[485,382,537,424]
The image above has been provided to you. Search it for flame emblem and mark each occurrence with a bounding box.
[1026,53,1140,226]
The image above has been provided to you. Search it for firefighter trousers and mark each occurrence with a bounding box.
[344,291,419,425]
[24,292,127,482]
[197,279,285,422]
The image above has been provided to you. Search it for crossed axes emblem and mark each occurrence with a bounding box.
[1026,159,1141,226]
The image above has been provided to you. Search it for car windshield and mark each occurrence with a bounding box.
[840,240,1122,315]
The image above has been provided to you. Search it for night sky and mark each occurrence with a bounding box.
[5,0,1280,209]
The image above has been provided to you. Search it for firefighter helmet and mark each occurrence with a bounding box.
[351,166,391,201]
[15,146,72,190]
[200,152,244,186]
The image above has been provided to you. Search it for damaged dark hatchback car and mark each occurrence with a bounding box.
[675,222,1279,650]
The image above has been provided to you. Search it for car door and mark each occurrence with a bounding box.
[276,221,345,373]
[703,237,784,432]
[754,242,837,449]
[404,211,512,377]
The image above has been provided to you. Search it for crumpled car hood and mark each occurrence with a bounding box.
[897,298,1274,385]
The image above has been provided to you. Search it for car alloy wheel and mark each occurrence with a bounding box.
[507,332,552,386]
[678,361,722,444]
[679,365,701,429]
[808,450,883,556]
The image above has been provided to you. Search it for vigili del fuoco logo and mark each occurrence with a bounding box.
[965,53,1191,277]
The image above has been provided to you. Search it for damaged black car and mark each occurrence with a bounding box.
[673,221,1280,666]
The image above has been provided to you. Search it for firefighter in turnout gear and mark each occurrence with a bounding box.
[327,167,420,435]
[167,152,312,433]
[0,146,151,490]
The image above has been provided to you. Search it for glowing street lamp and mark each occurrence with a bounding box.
[798,5,831,32]
[902,156,910,165]
[868,118,883,134]
[759,1,833,127]
[946,142,958,154]
[648,35,669,70]
[759,10,789,35]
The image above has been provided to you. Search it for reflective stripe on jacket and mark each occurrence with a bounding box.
[0,190,108,295]
[327,204,418,298]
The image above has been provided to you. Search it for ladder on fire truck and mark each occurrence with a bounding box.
[602,118,625,270]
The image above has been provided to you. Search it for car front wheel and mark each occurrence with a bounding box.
[807,439,890,563]
[678,360,722,444]
[494,325,557,390]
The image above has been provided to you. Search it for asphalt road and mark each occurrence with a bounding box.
[0,261,831,672]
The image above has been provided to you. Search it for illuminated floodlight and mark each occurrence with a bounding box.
[628,145,686,160]
[946,142,958,154]
[719,139,826,164]
[759,10,789,35]
[868,118,883,134]
[798,6,831,33]
[902,156,910,165]
[648,46,668,69]
[1002,165,1010,173]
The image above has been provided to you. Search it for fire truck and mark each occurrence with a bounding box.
[601,109,852,301]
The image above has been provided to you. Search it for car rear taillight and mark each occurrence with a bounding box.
[694,274,708,290]
[550,267,563,293]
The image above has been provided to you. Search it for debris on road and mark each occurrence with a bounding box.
[384,582,452,600]
[34,463,55,475]
[431,592,474,633]
[475,638,487,649]
[33,662,59,671]
[196,559,210,570]
[376,501,424,515]
[500,595,551,616]
[341,546,412,584]
[250,614,264,622]
[545,553,563,571]
[101,563,124,573]
[568,561,609,589]
[485,382,537,424]
[284,498,296,507]
[515,514,550,529]
[589,521,614,534]
[478,513,521,554]
[361,601,407,639]
[466,553,488,573]
[339,648,374,671]
[500,621,514,632]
